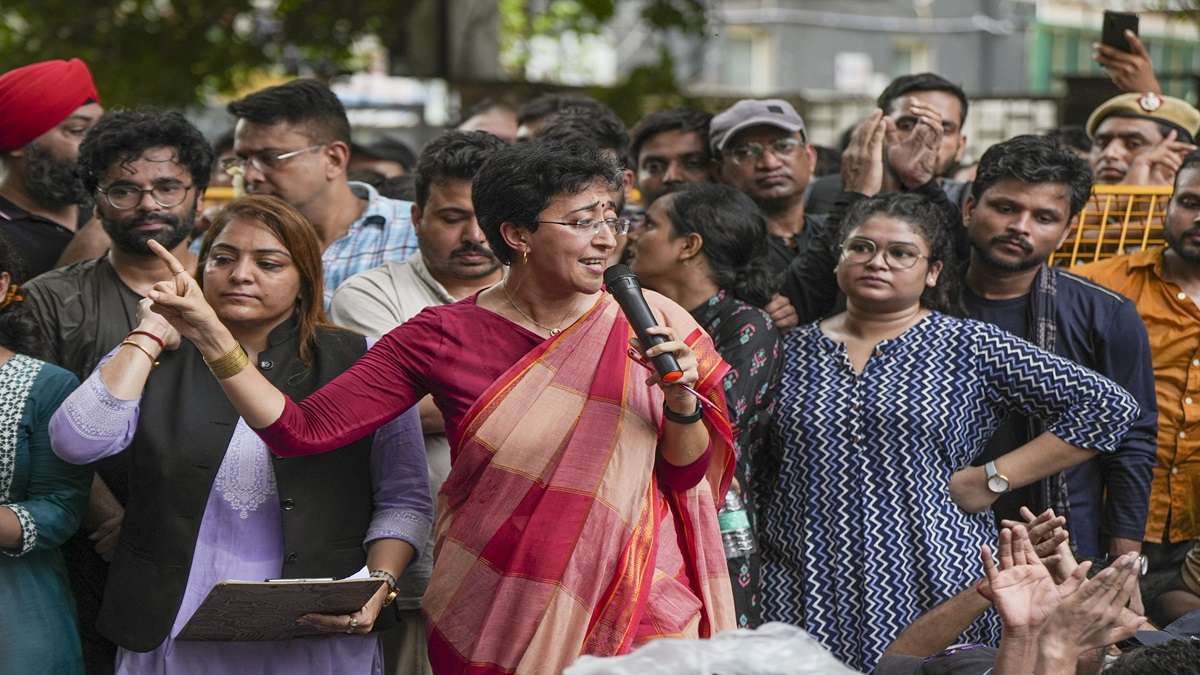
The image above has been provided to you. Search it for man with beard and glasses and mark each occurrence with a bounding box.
[328,129,506,675]
[1080,151,1200,625]
[959,136,1157,577]
[0,59,102,282]
[22,109,212,675]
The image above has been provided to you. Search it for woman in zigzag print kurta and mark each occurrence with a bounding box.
[755,194,1140,672]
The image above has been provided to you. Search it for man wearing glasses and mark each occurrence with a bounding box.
[21,108,214,675]
[226,78,418,308]
[710,99,820,273]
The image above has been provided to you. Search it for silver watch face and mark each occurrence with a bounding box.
[987,475,1009,493]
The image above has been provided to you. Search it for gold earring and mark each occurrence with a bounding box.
[522,248,529,265]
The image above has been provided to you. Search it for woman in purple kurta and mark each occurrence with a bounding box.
[49,196,433,674]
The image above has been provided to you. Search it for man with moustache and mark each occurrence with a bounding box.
[0,58,103,281]
[328,130,507,675]
[1087,92,1198,187]
[960,136,1157,569]
[1080,151,1200,622]
[710,98,822,273]
[22,109,213,675]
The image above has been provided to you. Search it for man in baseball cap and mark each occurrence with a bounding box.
[711,99,817,272]
[0,58,103,280]
[1087,91,1199,186]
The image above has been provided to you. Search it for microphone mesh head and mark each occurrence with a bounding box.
[603,264,634,285]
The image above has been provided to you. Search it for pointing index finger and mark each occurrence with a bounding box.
[148,239,188,276]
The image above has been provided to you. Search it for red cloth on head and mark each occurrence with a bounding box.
[0,58,100,151]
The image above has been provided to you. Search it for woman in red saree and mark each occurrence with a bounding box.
[142,142,737,673]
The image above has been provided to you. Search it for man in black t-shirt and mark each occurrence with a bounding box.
[0,59,103,281]
[962,135,1157,571]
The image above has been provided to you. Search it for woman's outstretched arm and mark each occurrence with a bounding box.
[145,241,433,456]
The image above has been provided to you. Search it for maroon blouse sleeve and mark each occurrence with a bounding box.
[655,444,713,492]
[256,307,445,457]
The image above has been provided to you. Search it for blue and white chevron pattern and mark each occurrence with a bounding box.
[757,313,1139,672]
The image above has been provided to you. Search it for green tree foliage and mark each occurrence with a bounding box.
[0,0,419,107]
[499,0,708,124]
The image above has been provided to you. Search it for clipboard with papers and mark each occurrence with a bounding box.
[177,570,385,641]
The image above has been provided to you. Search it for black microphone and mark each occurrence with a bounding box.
[603,264,684,383]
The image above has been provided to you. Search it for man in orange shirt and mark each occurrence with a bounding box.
[1078,150,1200,624]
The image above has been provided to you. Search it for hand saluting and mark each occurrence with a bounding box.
[145,239,225,347]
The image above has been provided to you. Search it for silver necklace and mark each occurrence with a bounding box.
[501,281,570,336]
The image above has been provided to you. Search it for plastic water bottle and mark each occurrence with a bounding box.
[718,489,756,559]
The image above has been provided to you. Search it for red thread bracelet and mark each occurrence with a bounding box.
[128,330,165,350]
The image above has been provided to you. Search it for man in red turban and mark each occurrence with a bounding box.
[0,58,102,281]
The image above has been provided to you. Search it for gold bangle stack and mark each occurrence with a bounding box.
[204,343,249,380]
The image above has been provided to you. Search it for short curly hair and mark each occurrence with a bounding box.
[472,141,622,265]
[838,192,964,315]
[78,109,215,195]
[971,135,1094,220]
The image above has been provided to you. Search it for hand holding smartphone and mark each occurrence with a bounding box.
[1102,11,1139,53]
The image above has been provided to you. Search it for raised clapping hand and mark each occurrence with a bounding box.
[885,99,944,190]
[1035,553,1145,673]
[841,110,887,196]
[144,239,228,351]
[1000,507,1074,583]
[982,525,1062,635]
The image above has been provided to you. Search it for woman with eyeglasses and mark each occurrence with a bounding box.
[50,196,432,674]
[755,192,1141,672]
[136,143,738,674]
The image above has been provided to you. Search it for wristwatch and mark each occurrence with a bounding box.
[984,461,1010,494]
[369,569,400,606]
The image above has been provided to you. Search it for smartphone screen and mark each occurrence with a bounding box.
[1102,11,1139,53]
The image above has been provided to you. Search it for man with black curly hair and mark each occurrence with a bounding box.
[21,108,213,675]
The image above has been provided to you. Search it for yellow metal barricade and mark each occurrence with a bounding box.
[1050,185,1173,268]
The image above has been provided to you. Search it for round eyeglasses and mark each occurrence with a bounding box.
[537,217,635,237]
[840,237,928,270]
[96,183,193,210]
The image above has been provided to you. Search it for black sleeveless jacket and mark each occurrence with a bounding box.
[99,320,376,651]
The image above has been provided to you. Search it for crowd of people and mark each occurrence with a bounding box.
[1,37,1200,675]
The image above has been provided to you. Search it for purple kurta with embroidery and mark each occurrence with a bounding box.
[50,342,432,675]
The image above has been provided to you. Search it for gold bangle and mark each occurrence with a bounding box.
[204,343,249,380]
[120,340,159,368]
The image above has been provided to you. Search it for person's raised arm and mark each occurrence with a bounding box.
[144,241,432,457]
